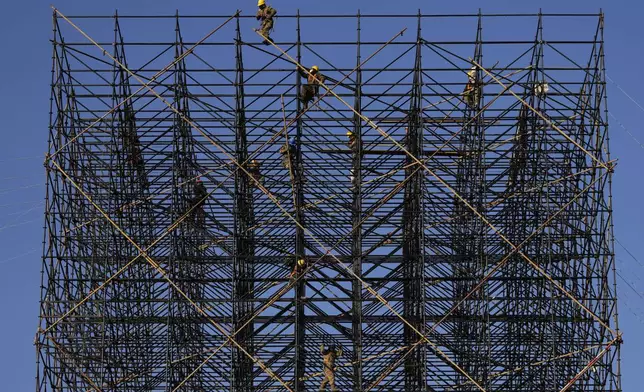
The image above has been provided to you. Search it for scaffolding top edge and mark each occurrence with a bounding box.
[58,13,603,20]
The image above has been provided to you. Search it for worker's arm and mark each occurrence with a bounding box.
[298,67,309,79]
[336,347,343,357]
[320,344,325,354]
[256,10,263,20]
[322,75,356,92]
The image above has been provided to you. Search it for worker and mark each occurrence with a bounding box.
[463,66,480,108]
[126,132,143,167]
[190,177,208,227]
[121,119,143,166]
[126,133,148,185]
[319,344,342,392]
[256,0,277,45]
[299,65,326,110]
[130,147,143,167]
[290,257,306,279]
[346,130,356,150]
[248,159,262,185]
[534,81,549,98]
[280,138,297,170]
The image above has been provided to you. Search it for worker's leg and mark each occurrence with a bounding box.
[259,21,268,43]
[465,91,474,108]
[264,20,274,36]
[319,375,328,392]
[261,20,274,43]
[312,86,323,110]
[301,86,314,109]
[302,85,315,109]
[327,370,337,392]
[474,87,481,107]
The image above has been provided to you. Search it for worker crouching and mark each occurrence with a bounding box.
[290,257,306,279]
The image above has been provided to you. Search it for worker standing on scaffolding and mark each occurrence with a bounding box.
[190,177,207,228]
[299,65,326,110]
[256,0,277,45]
[463,65,481,108]
[280,138,297,170]
[319,344,342,392]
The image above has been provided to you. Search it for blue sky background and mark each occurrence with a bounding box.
[0,0,642,389]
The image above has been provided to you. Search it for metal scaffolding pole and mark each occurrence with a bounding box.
[351,11,365,392]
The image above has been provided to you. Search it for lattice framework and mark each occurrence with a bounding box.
[37,9,621,392]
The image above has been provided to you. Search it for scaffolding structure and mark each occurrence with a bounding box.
[37,9,621,392]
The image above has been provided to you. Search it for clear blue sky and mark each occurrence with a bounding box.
[0,0,642,389]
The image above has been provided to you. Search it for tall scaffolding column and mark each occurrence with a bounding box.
[453,11,489,388]
[167,14,205,390]
[233,15,256,392]
[403,13,427,391]
[351,10,364,392]
[294,11,307,392]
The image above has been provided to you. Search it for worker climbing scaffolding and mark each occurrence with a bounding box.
[256,0,277,45]
[319,344,342,392]
[247,159,262,185]
[280,138,297,170]
[299,65,326,110]
[463,65,481,108]
[346,130,357,151]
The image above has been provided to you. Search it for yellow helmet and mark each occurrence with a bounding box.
[252,159,258,164]
[258,0,265,6]
[346,131,354,136]
[310,65,319,73]
[297,258,306,267]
